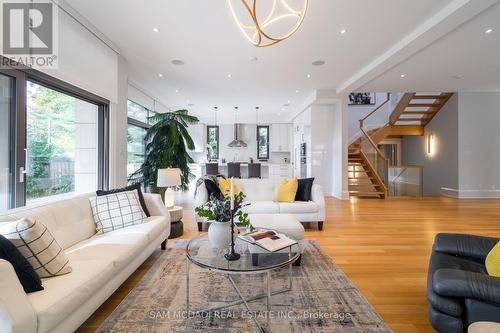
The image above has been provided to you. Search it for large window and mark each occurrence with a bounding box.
[257,125,269,160]
[127,100,156,178]
[0,62,109,212]
[207,125,219,161]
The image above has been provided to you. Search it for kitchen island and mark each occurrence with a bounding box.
[196,162,292,179]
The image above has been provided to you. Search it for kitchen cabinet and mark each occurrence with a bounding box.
[188,124,205,153]
[268,164,292,179]
[271,124,291,152]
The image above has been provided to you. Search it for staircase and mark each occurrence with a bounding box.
[348,92,453,199]
[348,147,386,198]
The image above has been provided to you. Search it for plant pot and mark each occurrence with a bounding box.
[208,221,234,249]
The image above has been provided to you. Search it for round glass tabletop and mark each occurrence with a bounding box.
[186,233,300,273]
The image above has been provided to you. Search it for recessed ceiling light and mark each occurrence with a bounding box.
[340,29,347,34]
[295,89,300,93]
[452,74,464,80]
[250,56,259,62]
[188,103,195,107]
[227,74,232,78]
[400,74,406,78]
[175,89,179,93]
[153,27,159,33]
[171,59,185,66]
[485,28,493,34]
[158,73,163,78]
[307,74,311,78]
[283,103,290,107]
[312,60,326,66]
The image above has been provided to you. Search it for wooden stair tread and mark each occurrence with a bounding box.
[402,110,437,114]
[396,118,425,122]
[407,103,442,108]
[348,176,374,180]
[412,95,446,99]
[349,191,385,196]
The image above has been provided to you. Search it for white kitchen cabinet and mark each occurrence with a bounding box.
[268,164,292,179]
[188,124,205,153]
[271,124,291,152]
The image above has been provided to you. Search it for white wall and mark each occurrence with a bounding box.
[349,93,389,143]
[109,55,129,188]
[402,94,459,195]
[331,96,349,200]
[40,10,118,104]
[310,105,335,196]
[292,90,349,199]
[457,92,500,198]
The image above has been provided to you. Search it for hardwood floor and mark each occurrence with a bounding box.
[77,196,500,333]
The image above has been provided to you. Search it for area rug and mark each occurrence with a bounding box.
[97,240,392,333]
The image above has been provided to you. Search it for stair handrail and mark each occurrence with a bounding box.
[356,93,391,193]
[358,92,390,163]
[359,92,391,126]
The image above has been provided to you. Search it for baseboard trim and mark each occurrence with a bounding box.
[441,187,500,199]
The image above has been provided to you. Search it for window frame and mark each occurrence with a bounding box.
[257,125,270,161]
[206,125,219,161]
[126,100,155,179]
[0,56,110,209]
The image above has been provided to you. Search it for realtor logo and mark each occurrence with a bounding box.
[1,0,58,68]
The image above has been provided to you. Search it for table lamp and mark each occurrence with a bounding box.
[157,168,181,209]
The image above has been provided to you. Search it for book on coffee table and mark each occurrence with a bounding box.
[238,229,297,252]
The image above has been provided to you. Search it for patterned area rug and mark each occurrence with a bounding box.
[97,240,392,333]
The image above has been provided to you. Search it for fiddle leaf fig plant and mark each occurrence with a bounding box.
[128,109,199,192]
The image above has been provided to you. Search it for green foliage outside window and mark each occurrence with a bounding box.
[26,82,76,199]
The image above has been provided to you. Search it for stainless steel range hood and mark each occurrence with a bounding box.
[228,124,248,148]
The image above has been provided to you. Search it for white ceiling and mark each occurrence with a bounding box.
[360,2,500,92]
[64,0,500,123]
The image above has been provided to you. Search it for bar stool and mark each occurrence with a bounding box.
[205,163,219,176]
[248,163,261,179]
[227,162,241,178]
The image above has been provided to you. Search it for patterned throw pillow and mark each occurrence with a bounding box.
[0,218,72,278]
[90,189,147,234]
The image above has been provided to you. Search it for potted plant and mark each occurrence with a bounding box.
[195,192,255,248]
[128,110,199,193]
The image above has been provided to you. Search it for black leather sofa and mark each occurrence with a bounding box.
[427,233,500,333]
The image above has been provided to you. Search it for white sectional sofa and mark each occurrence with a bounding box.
[0,192,170,333]
[195,178,325,231]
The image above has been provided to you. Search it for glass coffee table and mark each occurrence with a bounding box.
[186,233,300,333]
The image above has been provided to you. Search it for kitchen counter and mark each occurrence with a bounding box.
[203,162,289,167]
[195,163,292,179]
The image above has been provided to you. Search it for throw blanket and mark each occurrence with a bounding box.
[194,174,224,198]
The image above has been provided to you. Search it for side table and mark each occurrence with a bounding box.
[168,206,183,239]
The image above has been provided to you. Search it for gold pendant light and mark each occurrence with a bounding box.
[228,0,308,47]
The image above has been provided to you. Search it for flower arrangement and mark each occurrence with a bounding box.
[195,192,255,232]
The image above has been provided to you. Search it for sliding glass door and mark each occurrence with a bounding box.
[0,61,109,213]
[0,73,15,211]
[26,81,100,204]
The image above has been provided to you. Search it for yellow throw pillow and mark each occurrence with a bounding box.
[486,241,500,277]
[276,178,298,203]
[218,177,238,197]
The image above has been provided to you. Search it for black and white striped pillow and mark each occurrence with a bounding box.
[89,189,147,234]
[0,218,72,278]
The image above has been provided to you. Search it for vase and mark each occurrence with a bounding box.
[208,221,234,249]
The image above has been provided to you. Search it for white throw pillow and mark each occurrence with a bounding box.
[0,218,72,278]
[90,189,147,234]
